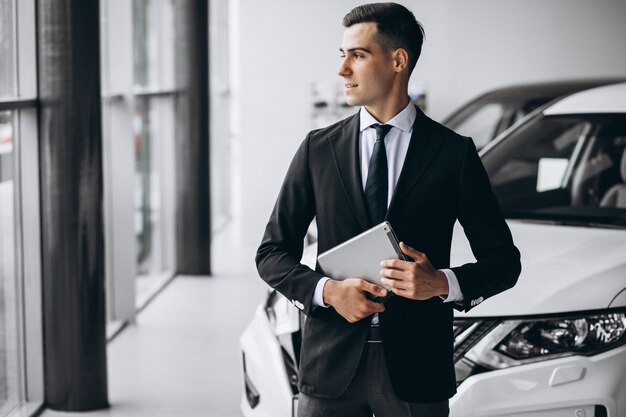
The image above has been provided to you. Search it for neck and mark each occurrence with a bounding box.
[365,93,412,124]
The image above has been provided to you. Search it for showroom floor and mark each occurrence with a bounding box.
[41,230,268,417]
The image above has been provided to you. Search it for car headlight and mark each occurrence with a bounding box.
[454,311,626,385]
[496,313,626,361]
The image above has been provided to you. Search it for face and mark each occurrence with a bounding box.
[338,22,397,111]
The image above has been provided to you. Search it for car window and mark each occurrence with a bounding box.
[482,114,626,227]
[449,103,505,149]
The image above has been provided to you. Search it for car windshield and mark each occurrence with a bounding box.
[446,100,541,150]
[482,114,626,228]
[447,102,507,149]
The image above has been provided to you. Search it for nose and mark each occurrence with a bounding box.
[338,57,351,77]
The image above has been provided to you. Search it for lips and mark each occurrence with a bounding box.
[345,83,358,89]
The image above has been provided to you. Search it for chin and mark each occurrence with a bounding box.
[344,97,360,107]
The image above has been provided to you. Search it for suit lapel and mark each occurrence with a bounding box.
[328,108,444,230]
[328,114,371,231]
[387,109,444,217]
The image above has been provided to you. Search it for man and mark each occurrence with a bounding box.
[256,3,521,416]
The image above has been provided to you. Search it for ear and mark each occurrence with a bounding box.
[392,48,409,72]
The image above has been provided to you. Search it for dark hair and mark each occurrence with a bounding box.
[343,3,425,73]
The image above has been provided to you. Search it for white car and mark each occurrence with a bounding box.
[241,83,626,417]
[442,78,626,150]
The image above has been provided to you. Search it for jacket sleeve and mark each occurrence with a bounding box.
[255,133,324,316]
[451,138,521,312]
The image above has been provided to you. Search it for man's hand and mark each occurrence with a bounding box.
[380,242,449,300]
[323,278,387,323]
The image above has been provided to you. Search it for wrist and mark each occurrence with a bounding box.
[323,279,337,306]
[437,270,449,296]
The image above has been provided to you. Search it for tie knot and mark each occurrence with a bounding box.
[372,124,393,141]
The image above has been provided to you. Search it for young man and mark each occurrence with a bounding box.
[256,3,521,416]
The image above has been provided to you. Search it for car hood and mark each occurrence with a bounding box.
[452,220,626,318]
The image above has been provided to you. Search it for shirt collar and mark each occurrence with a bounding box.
[359,100,416,134]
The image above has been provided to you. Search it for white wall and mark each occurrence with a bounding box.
[442,0,626,111]
[229,0,626,245]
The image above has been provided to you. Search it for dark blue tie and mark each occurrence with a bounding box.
[364,124,392,225]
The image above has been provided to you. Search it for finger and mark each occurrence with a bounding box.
[360,280,388,298]
[380,268,407,281]
[380,258,408,269]
[365,300,385,313]
[380,277,408,292]
[399,242,425,261]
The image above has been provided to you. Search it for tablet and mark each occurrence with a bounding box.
[317,221,408,290]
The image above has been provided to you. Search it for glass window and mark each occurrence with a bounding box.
[133,97,156,276]
[483,114,626,227]
[133,0,157,88]
[101,0,179,318]
[133,0,175,89]
[0,110,19,415]
[133,97,174,303]
[0,0,45,412]
[447,103,505,150]
[131,0,177,306]
[0,0,15,97]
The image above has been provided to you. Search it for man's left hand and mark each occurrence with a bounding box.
[380,242,449,300]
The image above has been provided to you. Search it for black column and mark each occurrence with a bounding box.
[37,0,108,411]
[175,0,211,275]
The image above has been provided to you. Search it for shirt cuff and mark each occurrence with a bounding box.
[313,277,331,307]
[439,269,464,303]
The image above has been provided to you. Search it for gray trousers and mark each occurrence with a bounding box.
[298,343,450,417]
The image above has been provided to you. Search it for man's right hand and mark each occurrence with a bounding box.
[323,278,387,323]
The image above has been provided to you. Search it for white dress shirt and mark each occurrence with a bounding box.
[313,102,464,315]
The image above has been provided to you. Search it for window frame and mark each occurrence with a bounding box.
[100,0,178,336]
[0,0,45,414]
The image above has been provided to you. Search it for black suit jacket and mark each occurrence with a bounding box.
[256,107,521,402]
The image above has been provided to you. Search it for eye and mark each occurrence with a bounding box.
[355,53,364,59]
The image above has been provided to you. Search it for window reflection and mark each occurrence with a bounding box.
[0,110,19,415]
[132,0,177,304]
[0,0,15,97]
[133,0,159,88]
[133,98,157,276]
[133,0,176,89]
[452,103,505,150]
[484,115,626,226]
